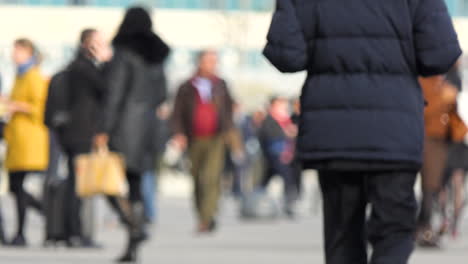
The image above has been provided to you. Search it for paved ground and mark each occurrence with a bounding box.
[0,175,467,264]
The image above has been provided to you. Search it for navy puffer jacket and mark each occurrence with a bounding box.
[264,0,462,166]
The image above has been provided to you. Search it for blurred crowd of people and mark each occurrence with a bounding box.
[0,5,305,263]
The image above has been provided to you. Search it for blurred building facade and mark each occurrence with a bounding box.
[0,0,467,109]
[0,0,306,108]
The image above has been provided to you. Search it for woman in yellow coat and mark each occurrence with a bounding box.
[4,39,49,247]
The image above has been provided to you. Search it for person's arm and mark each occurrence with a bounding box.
[98,53,129,137]
[222,80,235,130]
[413,0,462,77]
[156,66,168,108]
[170,84,188,150]
[263,0,309,73]
[21,74,48,121]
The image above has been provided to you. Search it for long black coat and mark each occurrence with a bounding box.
[264,0,462,167]
[60,52,107,154]
[102,49,167,173]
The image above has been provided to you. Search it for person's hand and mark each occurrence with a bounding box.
[156,103,171,120]
[285,124,298,138]
[441,83,458,104]
[94,133,109,148]
[171,133,188,151]
[7,101,31,115]
[89,41,113,63]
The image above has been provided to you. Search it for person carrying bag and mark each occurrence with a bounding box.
[75,145,127,198]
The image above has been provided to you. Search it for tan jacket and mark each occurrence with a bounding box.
[420,76,467,142]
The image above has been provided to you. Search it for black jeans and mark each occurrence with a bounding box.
[319,170,417,264]
[64,151,82,240]
[262,154,297,205]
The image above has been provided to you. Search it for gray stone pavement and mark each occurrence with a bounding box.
[0,177,467,264]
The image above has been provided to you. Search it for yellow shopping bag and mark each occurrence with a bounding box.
[75,147,128,198]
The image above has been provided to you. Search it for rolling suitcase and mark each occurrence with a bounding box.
[44,178,68,245]
[44,131,68,246]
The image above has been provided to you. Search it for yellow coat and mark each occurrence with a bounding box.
[5,67,49,172]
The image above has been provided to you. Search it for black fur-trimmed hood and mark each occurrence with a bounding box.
[113,7,170,65]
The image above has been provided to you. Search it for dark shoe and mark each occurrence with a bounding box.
[0,227,6,245]
[208,220,217,232]
[66,237,82,248]
[81,238,104,249]
[116,252,137,263]
[9,235,27,247]
[116,234,144,263]
[416,229,441,249]
[116,202,147,263]
[197,220,217,234]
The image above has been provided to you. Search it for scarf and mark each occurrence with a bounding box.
[17,57,36,76]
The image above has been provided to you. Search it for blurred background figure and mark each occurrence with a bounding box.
[438,65,468,241]
[223,102,255,198]
[258,96,298,217]
[4,38,49,247]
[171,50,234,234]
[141,102,172,225]
[418,64,468,247]
[290,98,303,201]
[0,72,5,246]
[46,28,111,248]
[140,70,169,226]
[99,6,170,262]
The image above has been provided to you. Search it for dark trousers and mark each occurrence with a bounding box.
[9,171,43,237]
[261,154,297,205]
[127,171,142,203]
[319,170,417,264]
[64,152,82,239]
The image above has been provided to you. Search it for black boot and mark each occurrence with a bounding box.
[116,202,147,263]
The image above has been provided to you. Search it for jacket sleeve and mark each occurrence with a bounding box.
[223,81,235,130]
[27,74,48,124]
[170,84,186,135]
[155,66,168,108]
[263,0,308,73]
[413,0,462,77]
[100,54,130,134]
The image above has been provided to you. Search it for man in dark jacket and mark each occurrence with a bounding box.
[263,0,462,263]
[58,29,111,247]
[171,50,234,233]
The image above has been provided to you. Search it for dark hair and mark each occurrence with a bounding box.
[80,28,97,45]
[14,38,42,65]
[269,95,286,106]
[113,6,170,64]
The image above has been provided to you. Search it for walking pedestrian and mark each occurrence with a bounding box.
[263,0,461,263]
[98,6,170,262]
[53,29,112,248]
[258,96,298,217]
[417,64,468,247]
[0,72,6,246]
[4,38,49,247]
[171,50,235,233]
